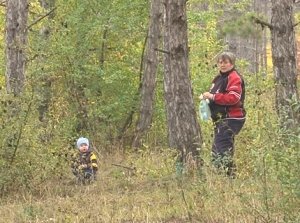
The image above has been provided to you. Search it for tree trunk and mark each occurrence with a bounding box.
[38,0,56,123]
[163,0,202,161]
[4,0,29,164]
[132,0,163,148]
[261,0,270,76]
[5,0,28,96]
[271,0,300,130]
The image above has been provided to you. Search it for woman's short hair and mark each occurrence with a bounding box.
[217,52,236,65]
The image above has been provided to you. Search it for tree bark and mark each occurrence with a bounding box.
[37,0,56,123]
[5,0,28,96]
[270,0,300,130]
[163,0,202,161]
[132,0,163,148]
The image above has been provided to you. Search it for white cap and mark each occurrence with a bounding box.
[76,137,89,149]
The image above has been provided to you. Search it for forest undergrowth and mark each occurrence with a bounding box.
[1,1,300,222]
[0,77,299,223]
[0,135,299,223]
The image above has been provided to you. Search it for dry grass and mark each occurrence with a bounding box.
[0,148,297,223]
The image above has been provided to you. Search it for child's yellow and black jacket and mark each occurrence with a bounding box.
[71,150,98,172]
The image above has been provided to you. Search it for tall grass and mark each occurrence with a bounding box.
[0,139,299,223]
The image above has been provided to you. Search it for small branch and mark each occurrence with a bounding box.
[26,54,40,63]
[112,163,136,171]
[154,48,170,54]
[27,7,57,30]
[10,97,34,164]
[251,16,273,30]
[293,21,300,27]
[139,32,148,82]
[0,1,5,7]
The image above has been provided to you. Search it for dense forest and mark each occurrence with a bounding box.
[0,0,299,222]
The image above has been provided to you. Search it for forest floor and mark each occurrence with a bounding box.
[0,148,298,223]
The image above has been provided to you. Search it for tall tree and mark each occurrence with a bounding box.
[5,0,28,96]
[254,0,299,131]
[163,0,202,163]
[270,0,299,130]
[37,0,56,123]
[132,0,163,148]
[4,0,29,165]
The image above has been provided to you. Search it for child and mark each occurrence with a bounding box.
[71,137,98,182]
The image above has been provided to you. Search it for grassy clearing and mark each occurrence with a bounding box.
[0,147,299,223]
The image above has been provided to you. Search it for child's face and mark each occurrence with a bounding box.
[79,143,89,153]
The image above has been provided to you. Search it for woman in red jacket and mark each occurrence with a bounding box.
[202,52,246,178]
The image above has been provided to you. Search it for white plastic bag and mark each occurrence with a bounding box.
[199,99,211,121]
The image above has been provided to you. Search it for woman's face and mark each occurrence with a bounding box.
[218,59,234,73]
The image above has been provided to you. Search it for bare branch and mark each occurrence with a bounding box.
[154,48,170,54]
[112,163,136,171]
[293,21,300,27]
[27,7,57,30]
[251,16,273,30]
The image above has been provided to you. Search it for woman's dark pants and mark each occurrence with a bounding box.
[212,119,245,177]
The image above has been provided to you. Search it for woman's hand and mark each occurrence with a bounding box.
[202,92,214,100]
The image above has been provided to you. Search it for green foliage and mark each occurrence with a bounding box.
[0,1,299,222]
[26,0,149,144]
[188,1,223,96]
[1,0,151,194]
[0,90,67,194]
[221,12,262,38]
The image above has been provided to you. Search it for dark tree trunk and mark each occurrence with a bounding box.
[4,0,29,164]
[132,0,163,148]
[163,0,202,162]
[271,0,300,130]
[37,0,56,123]
[5,0,28,96]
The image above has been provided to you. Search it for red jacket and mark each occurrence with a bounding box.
[209,68,246,121]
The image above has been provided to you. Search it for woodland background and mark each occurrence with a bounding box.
[0,0,299,222]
